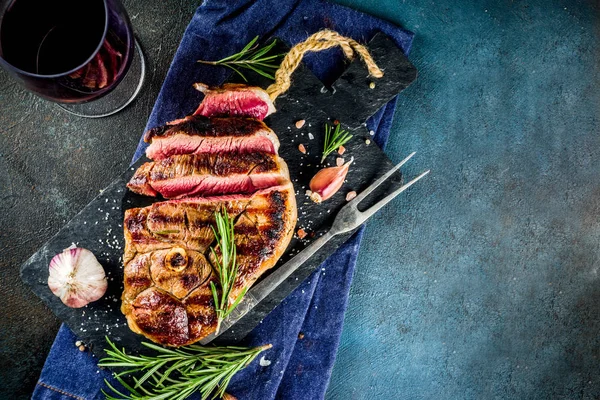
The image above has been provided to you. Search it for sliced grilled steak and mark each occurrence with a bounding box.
[193,83,275,120]
[144,116,280,160]
[122,184,297,345]
[123,194,252,263]
[127,152,290,199]
[124,183,297,263]
[123,81,294,346]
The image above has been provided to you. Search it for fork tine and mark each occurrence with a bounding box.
[359,169,430,221]
[352,152,417,205]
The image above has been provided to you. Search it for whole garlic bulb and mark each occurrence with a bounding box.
[48,247,107,308]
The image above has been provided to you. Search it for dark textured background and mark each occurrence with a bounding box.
[1,0,600,399]
[0,0,202,397]
[327,1,600,399]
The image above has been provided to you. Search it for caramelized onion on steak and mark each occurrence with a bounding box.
[122,184,297,345]
[144,116,280,160]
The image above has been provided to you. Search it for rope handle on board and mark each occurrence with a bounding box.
[266,29,384,101]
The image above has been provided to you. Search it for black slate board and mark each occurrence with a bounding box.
[20,33,417,356]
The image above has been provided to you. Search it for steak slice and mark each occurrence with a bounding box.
[127,152,290,199]
[123,194,252,263]
[192,83,275,120]
[123,184,297,263]
[144,116,280,160]
[122,184,297,345]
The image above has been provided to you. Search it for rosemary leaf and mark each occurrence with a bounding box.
[244,63,275,80]
[210,207,247,334]
[100,337,271,400]
[197,35,283,81]
[322,122,353,163]
[250,39,277,60]
[226,65,247,82]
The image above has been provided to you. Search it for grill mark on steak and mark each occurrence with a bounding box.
[123,185,296,345]
[123,251,219,346]
[127,163,157,197]
[229,200,281,290]
[260,190,288,241]
[124,185,295,281]
[144,117,280,160]
[131,287,191,346]
[144,116,270,141]
[125,276,152,287]
[124,192,262,259]
[183,285,215,307]
[198,194,260,284]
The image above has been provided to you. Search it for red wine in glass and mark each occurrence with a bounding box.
[0,0,138,108]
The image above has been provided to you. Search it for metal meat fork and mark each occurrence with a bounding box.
[200,152,429,344]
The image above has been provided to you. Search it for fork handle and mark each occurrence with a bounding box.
[249,230,335,303]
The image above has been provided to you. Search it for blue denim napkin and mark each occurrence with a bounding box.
[32,0,413,399]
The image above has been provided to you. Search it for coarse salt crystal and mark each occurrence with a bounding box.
[259,356,272,367]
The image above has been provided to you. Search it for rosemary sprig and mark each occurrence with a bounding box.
[210,208,248,334]
[322,122,353,163]
[99,337,271,400]
[197,36,283,82]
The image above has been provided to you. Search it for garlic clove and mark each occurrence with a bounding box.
[297,228,308,239]
[309,158,353,203]
[48,247,107,308]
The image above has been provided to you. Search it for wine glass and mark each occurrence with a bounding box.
[0,0,145,118]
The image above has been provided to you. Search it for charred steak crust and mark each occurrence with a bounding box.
[143,117,280,160]
[144,116,271,142]
[122,185,297,345]
[227,188,297,297]
[147,152,279,179]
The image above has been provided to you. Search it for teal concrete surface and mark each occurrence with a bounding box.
[327,1,600,399]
